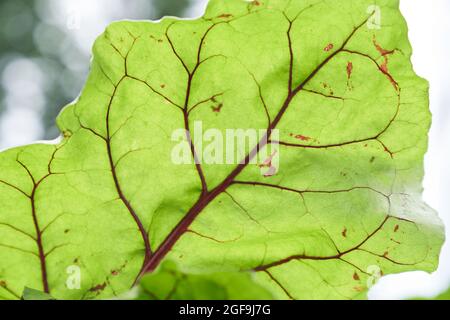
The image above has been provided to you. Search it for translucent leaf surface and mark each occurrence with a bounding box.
[0,0,444,300]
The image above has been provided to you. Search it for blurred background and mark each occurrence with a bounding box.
[0,0,448,300]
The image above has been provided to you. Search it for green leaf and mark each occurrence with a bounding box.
[0,0,444,300]
[133,261,273,300]
[22,287,56,300]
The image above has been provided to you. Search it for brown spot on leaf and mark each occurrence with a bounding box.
[111,261,127,276]
[211,103,223,113]
[64,229,70,234]
[383,251,389,257]
[217,13,233,19]
[346,61,354,90]
[373,37,394,56]
[290,133,311,141]
[318,82,334,95]
[342,228,347,238]
[150,35,163,43]
[259,152,275,168]
[353,286,364,292]
[160,84,166,89]
[372,36,399,90]
[380,60,388,73]
[353,272,360,281]
[0,280,6,287]
[394,225,399,232]
[383,145,394,158]
[259,151,278,177]
[346,61,353,79]
[89,283,107,293]
[324,43,334,52]
[370,156,375,163]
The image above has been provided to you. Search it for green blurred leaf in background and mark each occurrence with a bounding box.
[0,0,192,140]
[135,261,273,300]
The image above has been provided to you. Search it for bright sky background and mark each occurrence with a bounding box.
[0,0,448,300]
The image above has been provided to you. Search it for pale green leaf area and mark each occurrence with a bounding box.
[22,287,56,300]
[0,0,444,300]
[135,261,273,300]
